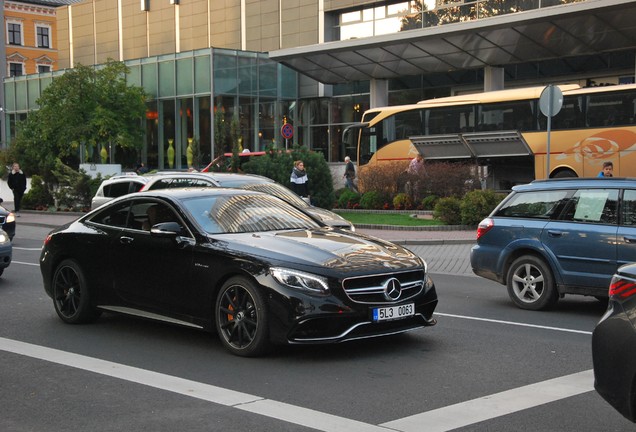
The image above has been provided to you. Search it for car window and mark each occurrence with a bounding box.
[183,194,320,234]
[238,182,309,208]
[621,189,636,226]
[495,190,571,219]
[89,201,132,227]
[103,180,144,198]
[560,189,619,224]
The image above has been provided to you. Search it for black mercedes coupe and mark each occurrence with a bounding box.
[40,188,437,356]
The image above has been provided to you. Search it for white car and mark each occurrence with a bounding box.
[91,173,149,210]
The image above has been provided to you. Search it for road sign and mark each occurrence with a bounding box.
[539,85,563,117]
[281,123,294,140]
[539,85,564,178]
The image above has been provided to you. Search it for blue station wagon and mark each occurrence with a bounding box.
[471,178,636,310]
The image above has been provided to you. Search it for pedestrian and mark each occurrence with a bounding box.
[290,160,309,198]
[408,154,425,176]
[8,162,27,216]
[406,154,426,201]
[597,161,613,177]
[135,162,148,174]
[343,156,358,192]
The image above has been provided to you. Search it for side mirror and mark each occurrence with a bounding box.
[150,221,182,237]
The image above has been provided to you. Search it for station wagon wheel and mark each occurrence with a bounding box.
[507,255,558,310]
[215,276,270,357]
[52,259,100,324]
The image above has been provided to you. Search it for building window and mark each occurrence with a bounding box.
[37,26,51,48]
[8,22,23,45]
[9,63,23,77]
[38,65,52,73]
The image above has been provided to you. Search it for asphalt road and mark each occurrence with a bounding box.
[1,225,633,431]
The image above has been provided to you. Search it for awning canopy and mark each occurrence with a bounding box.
[269,0,636,85]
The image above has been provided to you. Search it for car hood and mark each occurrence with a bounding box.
[213,228,422,272]
[305,207,353,229]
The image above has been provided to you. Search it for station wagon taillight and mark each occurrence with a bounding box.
[476,218,494,240]
[609,275,636,300]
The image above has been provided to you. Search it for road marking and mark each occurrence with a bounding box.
[381,370,594,432]
[0,337,390,432]
[13,247,42,251]
[11,260,39,267]
[0,335,595,432]
[436,312,593,335]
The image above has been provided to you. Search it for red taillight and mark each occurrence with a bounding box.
[139,184,149,191]
[43,234,52,246]
[609,276,636,300]
[476,218,494,240]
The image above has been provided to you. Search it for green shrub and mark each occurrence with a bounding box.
[392,192,413,210]
[337,189,361,209]
[359,190,387,210]
[434,196,462,225]
[421,194,439,210]
[21,175,54,210]
[460,189,505,226]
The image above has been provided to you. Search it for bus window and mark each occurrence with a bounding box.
[359,126,379,165]
[478,101,535,132]
[552,95,585,129]
[427,105,473,134]
[587,90,636,127]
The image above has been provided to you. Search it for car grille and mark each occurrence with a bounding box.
[0,216,5,224]
[342,270,425,304]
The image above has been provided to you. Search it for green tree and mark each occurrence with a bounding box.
[11,60,147,182]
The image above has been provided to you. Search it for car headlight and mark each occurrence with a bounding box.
[6,213,15,224]
[0,232,9,244]
[271,267,330,296]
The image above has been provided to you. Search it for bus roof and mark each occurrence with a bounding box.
[415,84,581,106]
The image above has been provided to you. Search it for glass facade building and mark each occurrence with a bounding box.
[3,48,301,170]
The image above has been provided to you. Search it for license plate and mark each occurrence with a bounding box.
[372,303,415,322]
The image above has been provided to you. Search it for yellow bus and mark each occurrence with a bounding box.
[345,83,636,189]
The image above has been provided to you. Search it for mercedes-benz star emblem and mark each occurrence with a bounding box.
[383,278,402,301]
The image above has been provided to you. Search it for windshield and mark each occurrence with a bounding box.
[183,194,320,234]
[224,181,309,208]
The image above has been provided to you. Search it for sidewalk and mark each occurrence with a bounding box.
[14,209,476,244]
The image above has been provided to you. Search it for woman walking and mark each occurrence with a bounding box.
[290,160,309,198]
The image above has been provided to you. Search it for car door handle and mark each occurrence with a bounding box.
[547,230,563,237]
[624,236,636,244]
[119,236,134,244]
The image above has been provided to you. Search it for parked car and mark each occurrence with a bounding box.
[140,171,354,230]
[90,173,149,210]
[471,178,636,310]
[0,198,16,240]
[0,229,12,276]
[592,262,636,422]
[40,188,437,356]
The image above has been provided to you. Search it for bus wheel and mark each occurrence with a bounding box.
[552,169,577,178]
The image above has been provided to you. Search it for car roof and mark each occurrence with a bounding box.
[146,171,274,186]
[513,177,636,192]
[135,187,269,201]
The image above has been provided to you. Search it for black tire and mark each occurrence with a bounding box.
[0,268,4,277]
[552,169,577,179]
[506,255,558,310]
[215,276,270,357]
[52,259,100,324]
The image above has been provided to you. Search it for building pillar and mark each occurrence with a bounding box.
[484,66,504,92]
[369,79,388,108]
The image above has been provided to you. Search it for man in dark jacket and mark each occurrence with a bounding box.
[8,163,27,216]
